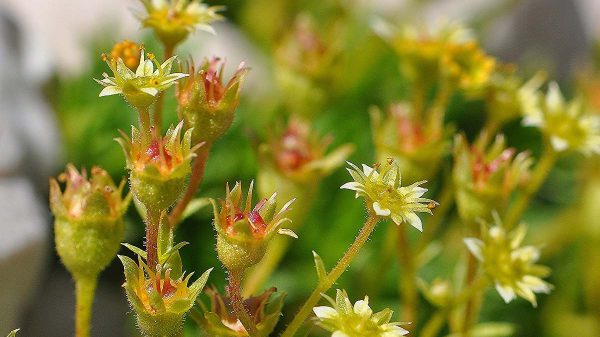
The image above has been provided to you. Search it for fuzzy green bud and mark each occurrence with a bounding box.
[117,121,197,210]
[119,255,212,337]
[211,181,296,272]
[453,134,532,225]
[50,165,130,278]
[177,58,248,145]
[257,118,353,225]
[371,103,451,183]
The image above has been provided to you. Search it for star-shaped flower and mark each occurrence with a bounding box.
[97,49,188,108]
[521,81,600,155]
[341,161,436,231]
[313,289,409,337]
[464,215,552,307]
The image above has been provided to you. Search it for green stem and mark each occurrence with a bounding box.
[146,209,161,271]
[397,225,417,324]
[420,310,446,337]
[75,275,98,337]
[138,106,152,146]
[280,215,379,337]
[168,144,212,227]
[504,145,557,230]
[228,270,259,337]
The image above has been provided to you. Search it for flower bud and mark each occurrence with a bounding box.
[257,118,353,225]
[117,121,197,210]
[177,58,249,145]
[196,287,285,336]
[370,103,450,183]
[120,255,212,337]
[211,181,296,272]
[50,165,130,278]
[453,134,532,225]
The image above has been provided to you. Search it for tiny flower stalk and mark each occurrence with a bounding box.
[50,165,131,337]
[370,103,450,184]
[243,118,353,295]
[453,133,532,227]
[313,289,409,337]
[195,287,285,337]
[177,57,249,145]
[119,253,212,337]
[137,0,223,51]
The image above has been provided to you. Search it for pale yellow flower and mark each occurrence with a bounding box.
[341,161,436,231]
[464,215,552,307]
[313,289,409,337]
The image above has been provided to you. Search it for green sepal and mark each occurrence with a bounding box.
[312,250,327,282]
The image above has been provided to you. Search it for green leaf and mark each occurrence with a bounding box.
[313,251,327,282]
[7,329,19,337]
[160,241,189,264]
[181,197,212,221]
[189,268,213,298]
[122,243,147,259]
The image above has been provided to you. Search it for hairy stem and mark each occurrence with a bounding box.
[228,270,259,337]
[137,106,152,146]
[145,209,161,271]
[75,275,98,337]
[169,144,211,227]
[280,215,379,337]
[504,145,557,229]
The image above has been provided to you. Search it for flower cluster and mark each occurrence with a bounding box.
[464,216,552,306]
[313,289,409,337]
[341,161,436,231]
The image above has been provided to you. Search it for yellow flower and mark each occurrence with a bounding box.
[138,0,223,48]
[464,215,552,307]
[441,41,496,94]
[341,161,436,231]
[313,289,409,337]
[97,49,187,108]
[522,81,600,155]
